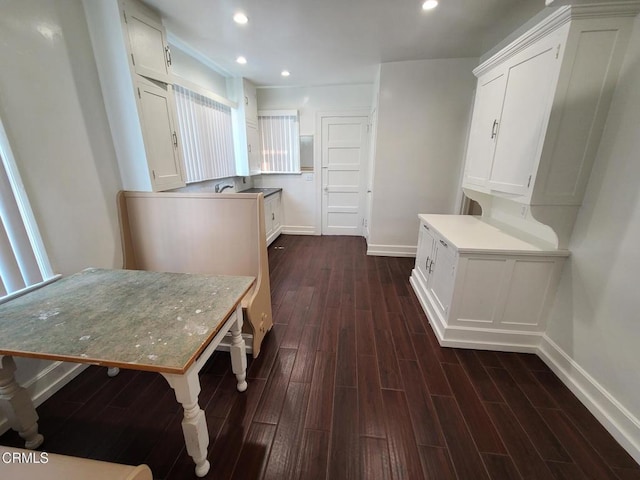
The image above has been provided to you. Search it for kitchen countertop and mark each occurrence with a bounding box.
[238,187,282,198]
[419,214,570,256]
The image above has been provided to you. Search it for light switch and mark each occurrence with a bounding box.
[303,173,313,182]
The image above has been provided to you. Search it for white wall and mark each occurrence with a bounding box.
[543,14,640,460]
[255,84,373,234]
[170,45,229,98]
[0,0,123,427]
[368,58,477,256]
[0,0,122,276]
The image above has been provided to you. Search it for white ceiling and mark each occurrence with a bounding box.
[143,0,549,87]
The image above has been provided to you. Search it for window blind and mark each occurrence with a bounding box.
[258,110,300,174]
[174,85,236,182]
[0,120,56,302]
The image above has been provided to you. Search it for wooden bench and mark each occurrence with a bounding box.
[117,191,273,356]
[0,446,152,480]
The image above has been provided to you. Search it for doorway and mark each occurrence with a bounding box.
[319,113,369,236]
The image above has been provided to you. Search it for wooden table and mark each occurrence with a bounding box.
[0,268,255,477]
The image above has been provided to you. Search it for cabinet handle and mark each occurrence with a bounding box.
[272,213,275,221]
[165,46,172,66]
[244,96,249,106]
[423,224,430,231]
[428,259,434,274]
[172,131,178,147]
[425,256,430,272]
[491,119,498,139]
[439,239,448,248]
[248,144,251,153]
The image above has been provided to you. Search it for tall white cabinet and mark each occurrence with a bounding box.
[461,3,639,247]
[412,3,639,352]
[84,0,185,192]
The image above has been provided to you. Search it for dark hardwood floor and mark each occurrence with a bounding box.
[2,234,639,479]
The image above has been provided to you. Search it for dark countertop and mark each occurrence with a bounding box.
[238,187,282,198]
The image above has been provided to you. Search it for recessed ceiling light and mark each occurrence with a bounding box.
[422,0,438,10]
[233,12,248,24]
[236,56,247,64]
[281,70,290,77]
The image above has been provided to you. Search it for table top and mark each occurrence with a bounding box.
[0,268,254,374]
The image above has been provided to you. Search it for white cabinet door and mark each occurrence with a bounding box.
[247,123,261,175]
[416,222,435,282]
[123,0,172,84]
[427,237,456,317]
[463,71,506,188]
[233,78,261,177]
[271,193,282,232]
[243,79,258,126]
[263,192,282,246]
[488,34,561,195]
[136,79,185,191]
[263,196,274,239]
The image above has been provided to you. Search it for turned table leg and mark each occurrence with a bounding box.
[229,305,248,392]
[0,356,44,449]
[162,369,210,477]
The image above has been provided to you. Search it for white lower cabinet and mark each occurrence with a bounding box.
[263,192,282,246]
[410,215,569,351]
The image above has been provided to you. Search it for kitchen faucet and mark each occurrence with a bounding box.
[215,183,234,193]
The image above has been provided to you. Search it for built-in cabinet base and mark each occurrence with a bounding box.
[410,272,542,352]
[410,214,568,353]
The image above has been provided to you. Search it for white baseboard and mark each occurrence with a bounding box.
[410,270,640,464]
[281,225,316,236]
[539,335,640,464]
[367,243,416,257]
[0,361,87,436]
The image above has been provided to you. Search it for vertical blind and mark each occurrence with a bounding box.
[0,121,56,302]
[258,110,300,173]
[174,85,236,182]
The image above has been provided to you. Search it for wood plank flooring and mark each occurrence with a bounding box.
[2,234,638,479]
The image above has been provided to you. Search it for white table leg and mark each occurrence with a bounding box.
[161,369,210,477]
[229,305,248,392]
[0,356,44,449]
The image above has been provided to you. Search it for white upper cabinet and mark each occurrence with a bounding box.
[123,0,172,84]
[243,78,258,126]
[232,77,261,176]
[135,78,184,191]
[488,31,563,196]
[84,0,185,191]
[462,4,638,206]
[463,71,505,188]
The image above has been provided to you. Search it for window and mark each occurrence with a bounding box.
[173,84,236,183]
[258,110,300,173]
[0,118,56,303]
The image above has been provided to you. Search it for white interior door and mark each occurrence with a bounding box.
[321,116,369,236]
